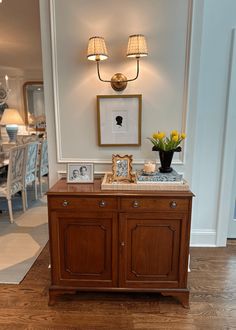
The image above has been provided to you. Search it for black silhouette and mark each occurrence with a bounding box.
[115,115,123,127]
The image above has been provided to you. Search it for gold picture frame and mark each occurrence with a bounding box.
[97,94,142,146]
[112,154,133,182]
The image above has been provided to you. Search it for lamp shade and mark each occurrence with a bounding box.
[87,36,108,61]
[127,34,148,58]
[0,108,24,125]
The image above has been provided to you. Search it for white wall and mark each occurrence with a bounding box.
[41,0,191,179]
[40,0,60,184]
[52,0,190,166]
[39,0,236,246]
[190,0,236,246]
[218,29,236,241]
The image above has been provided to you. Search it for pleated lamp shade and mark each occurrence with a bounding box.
[127,34,148,58]
[87,36,108,61]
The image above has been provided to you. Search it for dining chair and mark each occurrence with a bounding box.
[17,134,38,145]
[38,139,48,196]
[0,145,26,223]
[24,141,39,208]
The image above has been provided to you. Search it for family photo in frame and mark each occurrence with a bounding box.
[97,94,142,147]
[67,163,94,183]
[112,154,133,182]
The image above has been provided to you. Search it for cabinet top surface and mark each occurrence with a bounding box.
[47,178,194,197]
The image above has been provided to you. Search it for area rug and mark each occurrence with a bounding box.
[0,195,48,284]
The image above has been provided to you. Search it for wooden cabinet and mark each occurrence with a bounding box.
[47,179,193,307]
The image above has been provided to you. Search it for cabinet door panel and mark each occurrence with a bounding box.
[50,212,117,287]
[119,213,186,288]
[64,222,107,275]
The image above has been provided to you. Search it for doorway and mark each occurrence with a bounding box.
[217,29,236,245]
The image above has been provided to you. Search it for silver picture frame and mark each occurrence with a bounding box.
[67,163,94,183]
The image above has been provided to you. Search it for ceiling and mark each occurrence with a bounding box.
[0,0,42,71]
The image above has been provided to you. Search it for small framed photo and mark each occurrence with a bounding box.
[97,94,142,146]
[67,163,94,183]
[112,154,133,182]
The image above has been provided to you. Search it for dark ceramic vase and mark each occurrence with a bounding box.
[158,150,174,173]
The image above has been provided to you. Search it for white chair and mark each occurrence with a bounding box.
[38,139,48,196]
[24,142,39,208]
[0,145,26,223]
[17,134,38,145]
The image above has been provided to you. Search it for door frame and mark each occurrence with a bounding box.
[216,28,236,245]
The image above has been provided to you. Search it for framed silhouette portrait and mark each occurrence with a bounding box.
[97,94,142,146]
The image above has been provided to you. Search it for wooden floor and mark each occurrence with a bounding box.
[0,242,236,330]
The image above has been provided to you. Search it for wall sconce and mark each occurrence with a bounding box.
[87,34,148,91]
[0,75,10,105]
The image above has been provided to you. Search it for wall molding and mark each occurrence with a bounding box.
[55,158,184,165]
[216,28,236,245]
[50,0,63,164]
[190,229,216,247]
[180,0,193,163]
[50,0,193,165]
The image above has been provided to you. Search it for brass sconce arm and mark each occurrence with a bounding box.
[96,61,112,83]
[96,59,140,91]
[124,58,140,82]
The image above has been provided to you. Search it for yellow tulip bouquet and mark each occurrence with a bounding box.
[147,130,186,152]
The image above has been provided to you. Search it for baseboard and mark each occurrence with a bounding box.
[57,171,66,179]
[190,229,216,247]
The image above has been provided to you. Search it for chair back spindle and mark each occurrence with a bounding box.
[7,145,26,198]
[0,145,27,222]
[24,142,39,208]
[38,139,48,196]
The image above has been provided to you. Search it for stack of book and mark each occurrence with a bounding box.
[136,169,184,184]
[135,169,189,190]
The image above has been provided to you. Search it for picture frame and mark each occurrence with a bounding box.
[112,154,133,182]
[97,94,142,146]
[67,163,94,183]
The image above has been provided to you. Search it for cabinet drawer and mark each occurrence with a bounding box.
[48,196,117,211]
[120,197,189,212]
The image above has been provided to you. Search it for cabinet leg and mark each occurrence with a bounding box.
[161,291,190,308]
[48,288,77,306]
[48,291,57,306]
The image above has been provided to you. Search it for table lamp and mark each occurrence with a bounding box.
[0,108,24,142]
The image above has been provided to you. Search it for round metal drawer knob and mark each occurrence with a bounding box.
[99,200,106,207]
[62,200,69,207]
[170,201,177,208]
[132,200,140,208]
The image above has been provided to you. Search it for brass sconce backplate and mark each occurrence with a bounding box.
[111,73,128,91]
